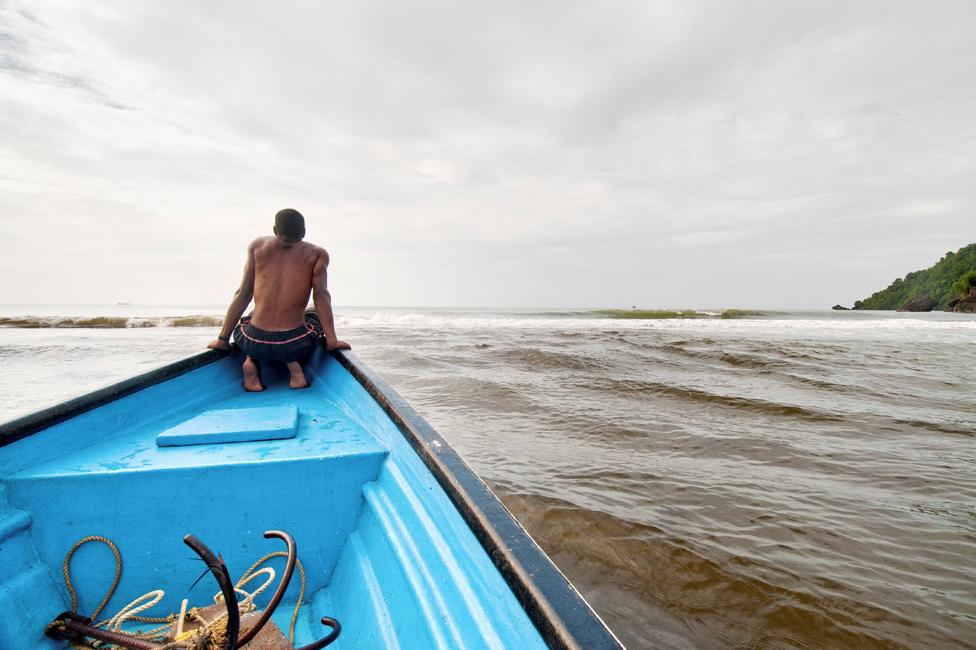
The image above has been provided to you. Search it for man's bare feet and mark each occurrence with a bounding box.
[286,361,309,389]
[242,357,265,392]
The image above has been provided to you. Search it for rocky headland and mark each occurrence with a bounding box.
[847,243,976,312]
[945,286,976,313]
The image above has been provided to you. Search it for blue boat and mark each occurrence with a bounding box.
[0,346,623,649]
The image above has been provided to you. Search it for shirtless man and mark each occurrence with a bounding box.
[207,209,350,391]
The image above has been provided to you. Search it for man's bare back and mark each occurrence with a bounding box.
[207,209,350,391]
[250,236,320,331]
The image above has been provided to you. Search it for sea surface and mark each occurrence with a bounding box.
[1,305,974,649]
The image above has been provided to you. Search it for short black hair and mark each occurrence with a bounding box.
[274,208,306,239]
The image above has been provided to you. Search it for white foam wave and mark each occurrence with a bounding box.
[335,311,976,335]
[0,315,222,328]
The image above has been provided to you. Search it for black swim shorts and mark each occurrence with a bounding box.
[232,310,323,364]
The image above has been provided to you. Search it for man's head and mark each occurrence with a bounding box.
[274,208,306,243]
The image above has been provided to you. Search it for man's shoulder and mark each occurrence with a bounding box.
[303,241,329,260]
[248,236,276,251]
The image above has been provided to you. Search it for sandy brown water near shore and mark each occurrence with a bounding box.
[496,490,944,650]
[346,312,975,649]
[0,307,974,648]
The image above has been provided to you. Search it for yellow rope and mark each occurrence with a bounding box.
[62,535,122,622]
[238,550,307,642]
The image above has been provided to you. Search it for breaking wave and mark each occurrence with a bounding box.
[0,315,222,328]
[595,308,770,319]
[4,308,972,335]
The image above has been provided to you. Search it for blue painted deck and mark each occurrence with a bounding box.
[0,349,550,649]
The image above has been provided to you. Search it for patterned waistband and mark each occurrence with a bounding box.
[238,321,318,345]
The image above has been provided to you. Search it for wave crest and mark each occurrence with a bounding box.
[0,315,222,328]
[596,309,768,320]
[583,377,845,422]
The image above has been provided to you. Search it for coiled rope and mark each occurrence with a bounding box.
[58,535,308,647]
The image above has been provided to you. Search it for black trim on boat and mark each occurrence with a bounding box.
[0,348,624,649]
[0,350,229,449]
[333,350,624,650]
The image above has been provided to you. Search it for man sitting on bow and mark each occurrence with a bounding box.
[208,208,350,391]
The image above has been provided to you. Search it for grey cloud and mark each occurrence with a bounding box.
[1,0,975,307]
[0,8,128,109]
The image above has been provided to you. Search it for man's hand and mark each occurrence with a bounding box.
[207,338,232,351]
[324,338,351,351]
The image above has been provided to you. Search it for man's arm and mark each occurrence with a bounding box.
[312,249,350,351]
[207,241,257,351]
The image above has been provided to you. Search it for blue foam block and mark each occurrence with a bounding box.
[155,404,299,447]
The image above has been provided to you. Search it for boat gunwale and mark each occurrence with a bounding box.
[0,347,624,650]
[332,350,623,650]
[0,349,229,449]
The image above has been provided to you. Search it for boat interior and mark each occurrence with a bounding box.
[0,350,545,649]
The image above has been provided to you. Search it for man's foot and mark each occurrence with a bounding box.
[242,357,265,392]
[286,361,309,389]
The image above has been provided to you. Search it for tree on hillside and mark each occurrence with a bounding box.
[852,242,976,310]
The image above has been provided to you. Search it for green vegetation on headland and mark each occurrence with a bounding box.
[851,243,976,312]
[596,309,765,320]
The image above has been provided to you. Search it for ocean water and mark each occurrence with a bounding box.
[1,305,974,649]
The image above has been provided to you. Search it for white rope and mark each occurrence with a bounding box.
[175,598,189,638]
[210,566,276,614]
[235,566,277,605]
[108,589,165,631]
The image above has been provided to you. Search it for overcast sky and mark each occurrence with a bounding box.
[1,0,974,308]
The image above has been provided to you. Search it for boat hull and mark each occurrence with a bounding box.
[0,347,622,649]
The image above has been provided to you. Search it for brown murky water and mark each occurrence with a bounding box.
[345,310,976,649]
[1,307,974,648]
